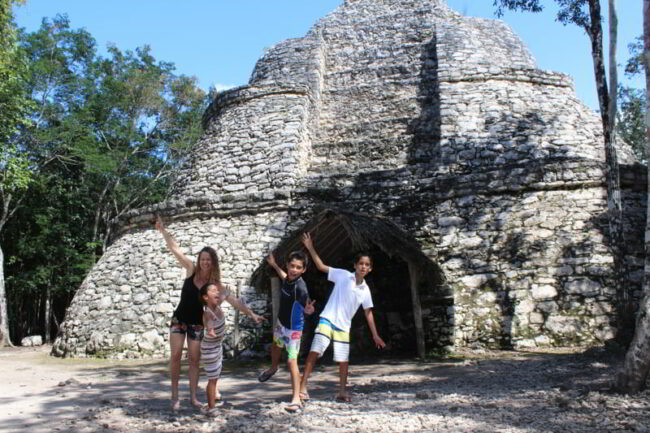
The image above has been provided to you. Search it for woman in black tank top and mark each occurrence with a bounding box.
[156,216,221,411]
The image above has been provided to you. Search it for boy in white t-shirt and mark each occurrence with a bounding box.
[299,232,386,403]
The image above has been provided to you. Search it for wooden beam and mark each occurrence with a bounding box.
[271,277,281,329]
[408,261,426,359]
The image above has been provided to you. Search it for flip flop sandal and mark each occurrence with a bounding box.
[257,368,277,382]
[299,392,310,401]
[284,403,302,413]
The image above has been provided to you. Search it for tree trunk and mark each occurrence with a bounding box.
[92,180,111,256]
[408,262,426,359]
[587,0,610,125]
[0,245,13,347]
[607,0,618,127]
[615,0,650,394]
[587,0,630,340]
[0,197,16,347]
[44,287,52,344]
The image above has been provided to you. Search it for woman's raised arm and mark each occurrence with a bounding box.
[156,215,194,277]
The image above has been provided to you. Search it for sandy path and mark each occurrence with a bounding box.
[0,346,167,432]
[0,345,355,432]
[2,345,649,433]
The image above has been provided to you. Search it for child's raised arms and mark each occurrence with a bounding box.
[266,253,287,280]
[301,232,329,273]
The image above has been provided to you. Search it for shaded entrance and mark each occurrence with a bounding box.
[251,209,449,360]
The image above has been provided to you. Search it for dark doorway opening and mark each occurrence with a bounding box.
[250,209,448,362]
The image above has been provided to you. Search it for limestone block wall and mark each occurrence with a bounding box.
[434,168,646,349]
[435,185,616,348]
[437,74,608,170]
[53,210,290,358]
[305,0,539,175]
[250,34,325,94]
[172,87,314,200]
[620,166,649,293]
[294,158,646,350]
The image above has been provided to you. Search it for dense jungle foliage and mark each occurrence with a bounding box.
[1,5,210,344]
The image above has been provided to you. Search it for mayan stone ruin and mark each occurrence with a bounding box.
[52,0,647,359]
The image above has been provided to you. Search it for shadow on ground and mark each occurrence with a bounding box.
[1,345,648,433]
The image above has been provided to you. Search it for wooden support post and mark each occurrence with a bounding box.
[408,261,426,359]
[233,281,240,354]
[271,277,281,329]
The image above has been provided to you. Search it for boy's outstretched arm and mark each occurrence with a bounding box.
[266,253,287,280]
[301,232,329,273]
[364,308,386,349]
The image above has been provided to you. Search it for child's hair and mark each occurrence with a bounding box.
[287,250,309,268]
[196,246,221,283]
[354,251,373,266]
[199,282,217,305]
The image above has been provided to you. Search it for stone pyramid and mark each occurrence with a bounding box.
[53,0,644,358]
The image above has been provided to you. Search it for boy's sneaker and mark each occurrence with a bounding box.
[257,368,277,382]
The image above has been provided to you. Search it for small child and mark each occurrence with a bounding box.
[258,251,315,413]
[199,282,265,417]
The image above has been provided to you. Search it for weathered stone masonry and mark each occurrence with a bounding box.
[53,0,646,358]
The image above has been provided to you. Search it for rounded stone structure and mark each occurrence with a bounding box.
[53,0,645,358]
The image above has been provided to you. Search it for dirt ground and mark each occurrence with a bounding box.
[1,345,649,433]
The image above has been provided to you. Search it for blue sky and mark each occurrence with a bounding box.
[13,1,642,111]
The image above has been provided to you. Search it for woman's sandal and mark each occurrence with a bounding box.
[285,402,303,413]
[299,392,310,401]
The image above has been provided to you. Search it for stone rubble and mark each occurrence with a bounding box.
[21,335,43,347]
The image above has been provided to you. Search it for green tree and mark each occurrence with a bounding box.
[616,37,646,161]
[19,15,207,254]
[1,14,208,343]
[616,0,650,395]
[0,0,30,142]
[3,166,95,343]
[617,86,645,161]
[0,0,30,347]
[77,44,207,252]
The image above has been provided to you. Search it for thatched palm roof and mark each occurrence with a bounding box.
[250,208,446,289]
